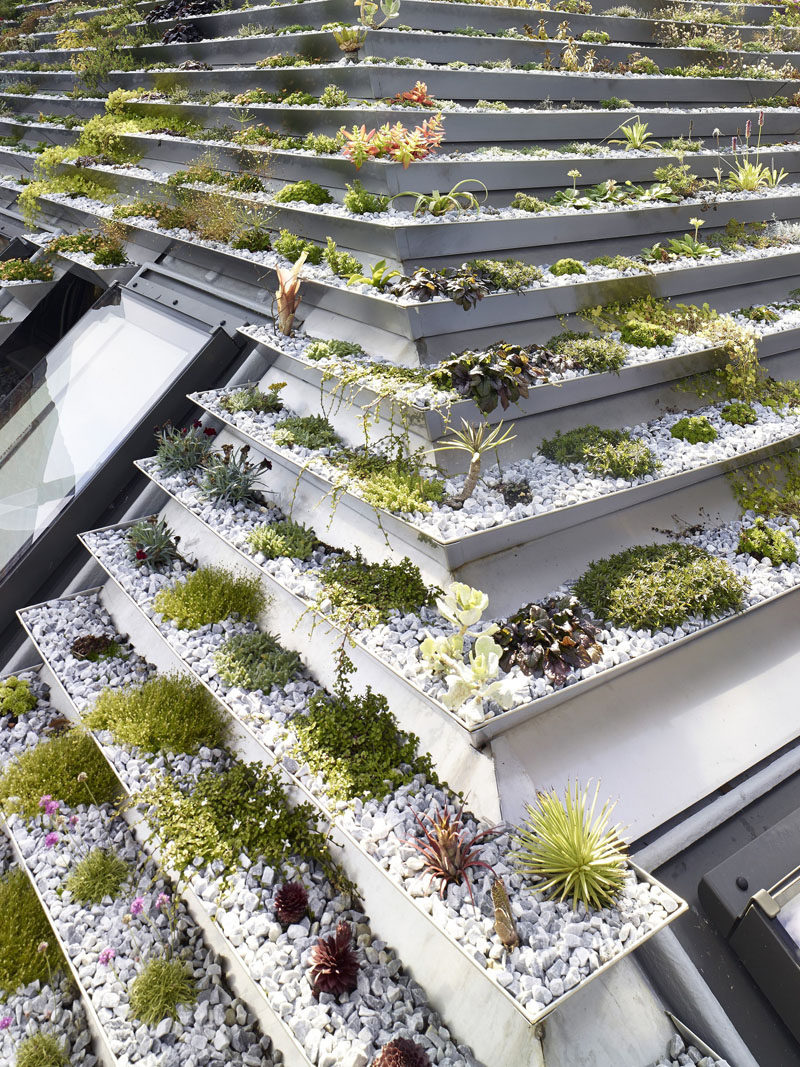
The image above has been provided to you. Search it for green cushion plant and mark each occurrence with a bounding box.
[318,551,439,629]
[86,674,227,754]
[129,958,197,1027]
[66,848,130,904]
[0,868,64,993]
[547,332,626,374]
[720,401,758,425]
[573,542,747,631]
[550,258,586,277]
[0,675,37,717]
[737,517,798,565]
[153,567,267,629]
[214,631,303,691]
[540,425,659,480]
[272,414,341,450]
[670,415,717,443]
[16,1032,68,1067]
[246,519,317,560]
[274,179,332,205]
[0,730,118,817]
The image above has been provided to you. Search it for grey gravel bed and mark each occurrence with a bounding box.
[194,384,800,541]
[126,460,800,727]
[18,594,480,1067]
[654,1034,729,1067]
[78,527,685,1021]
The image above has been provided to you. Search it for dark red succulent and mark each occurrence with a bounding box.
[309,921,359,998]
[274,882,308,925]
[372,1037,431,1067]
[406,800,500,908]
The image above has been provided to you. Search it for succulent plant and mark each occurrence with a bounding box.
[372,1036,432,1067]
[154,420,216,474]
[512,781,628,911]
[309,921,359,997]
[70,635,121,662]
[274,882,308,925]
[491,876,519,950]
[495,596,602,685]
[127,516,182,569]
[406,800,499,907]
[197,443,271,506]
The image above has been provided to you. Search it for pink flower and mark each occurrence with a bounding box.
[745,119,752,138]
[130,897,145,916]
[37,942,49,954]
[44,832,59,849]
[44,800,59,816]
[758,110,764,127]
[38,795,52,809]
[98,948,115,966]
[732,136,737,153]
[69,815,78,826]
[0,1016,11,1030]
[156,893,170,910]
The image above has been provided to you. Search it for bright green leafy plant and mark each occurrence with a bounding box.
[540,425,659,480]
[670,415,717,443]
[0,868,64,993]
[247,519,317,560]
[318,551,438,628]
[0,675,37,717]
[153,567,267,629]
[737,517,798,565]
[272,414,341,450]
[0,730,118,817]
[512,781,628,910]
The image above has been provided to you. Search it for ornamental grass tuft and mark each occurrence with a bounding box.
[0,868,64,994]
[0,730,118,817]
[86,674,227,754]
[128,957,197,1027]
[16,1032,68,1067]
[66,848,130,904]
[512,781,628,911]
[153,566,267,629]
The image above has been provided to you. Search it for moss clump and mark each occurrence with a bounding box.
[66,848,130,904]
[343,180,388,214]
[548,331,626,374]
[274,179,332,205]
[737,517,798,565]
[246,519,317,560]
[573,543,747,631]
[0,730,118,818]
[510,191,546,213]
[618,319,675,347]
[468,258,542,290]
[86,675,227,755]
[0,675,37,717]
[16,1032,67,1067]
[319,552,439,629]
[214,632,303,692]
[721,401,758,426]
[0,868,64,994]
[129,958,196,1027]
[292,661,435,802]
[550,258,586,276]
[153,567,267,629]
[670,415,717,443]
[540,425,659,480]
[138,762,331,885]
[272,415,341,450]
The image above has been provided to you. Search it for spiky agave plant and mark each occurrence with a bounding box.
[406,800,499,907]
[309,921,359,997]
[512,781,628,911]
[433,419,517,504]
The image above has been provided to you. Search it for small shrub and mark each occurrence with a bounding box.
[231,227,272,252]
[129,958,197,1027]
[274,179,332,205]
[305,338,364,362]
[139,762,331,884]
[214,631,303,691]
[0,675,37,717]
[16,1032,67,1067]
[552,332,627,375]
[0,731,118,817]
[540,425,658,479]
[324,238,363,278]
[272,414,340,450]
[246,519,317,560]
[619,319,675,347]
[219,385,284,415]
[670,415,717,444]
[319,552,438,629]
[292,659,435,801]
[153,567,267,629]
[550,257,586,277]
[320,82,349,107]
[0,868,64,994]
[274,229,324,264]
[737,517,798,565]
[343,180,388,214]
[510,191,546,213]
[66,848,129,904]
[468,258,542,291]
[721,401,757,426]
[573,542,747,630]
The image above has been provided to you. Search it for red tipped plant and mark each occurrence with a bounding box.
[373,1036,431,1067]
[392,81,436,108]
[309,921,359,997]
[274,882,308,925]
[406,800,499,907]
[340,114,445,169]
